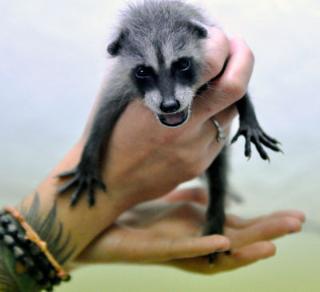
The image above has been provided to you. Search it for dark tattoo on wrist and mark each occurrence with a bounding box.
[19,192,76,265]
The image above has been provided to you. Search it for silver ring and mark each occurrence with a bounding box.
[211,119,226,143]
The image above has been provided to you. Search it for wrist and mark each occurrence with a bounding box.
[20,144,128,266]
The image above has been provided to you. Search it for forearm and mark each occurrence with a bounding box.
[0,144,130,291]
[23,143,128,260]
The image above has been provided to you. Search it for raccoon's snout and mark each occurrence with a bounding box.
[160,99,181,113]
[157,106,190,128]
[144,86,194,128]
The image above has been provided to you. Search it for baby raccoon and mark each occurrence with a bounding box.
[57,0,281,261]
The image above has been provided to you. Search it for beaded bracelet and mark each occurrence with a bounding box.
[0,207,71,291]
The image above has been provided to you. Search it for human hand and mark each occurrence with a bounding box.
[40,27,254,260]
[74,28,255,211]
[75,187,304,271]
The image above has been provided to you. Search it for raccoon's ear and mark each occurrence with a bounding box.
[187,20,208,39]
[107,29,129,56]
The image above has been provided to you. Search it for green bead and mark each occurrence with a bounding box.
[17,232,27,244]
[7,223,18,235]
[3,234,15,246]
[0,215,11,226]
[13,246,25,259]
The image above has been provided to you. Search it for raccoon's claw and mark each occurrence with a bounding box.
[231,124,282,161]
[57,168,78,178]
[57,167,106,207]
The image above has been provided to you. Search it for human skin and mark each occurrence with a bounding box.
[15,27,282,273]
[76,187,304,274]
[0,23,306,292]
[19,27,240,262]
[60,28,305,271]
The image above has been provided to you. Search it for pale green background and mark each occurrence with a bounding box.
[0,0,319,291]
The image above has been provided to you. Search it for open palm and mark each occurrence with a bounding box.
[76,188,304,274]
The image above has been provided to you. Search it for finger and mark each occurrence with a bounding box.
[217,241,276,271]
[153,235,230,262]
[181,105,236,169]
[168,241,275,275]
[226,210,306,229]
[194,37,255,124]
[228,216,302,248]
[164,187,208,205]
[212,104,238,128]
[77,224,230,264]
[200,27,230,83]
[229,241,276,265]
[203,106,237,158]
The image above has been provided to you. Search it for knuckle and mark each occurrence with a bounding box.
[204,61,222,80]
[223,79,247,99]
[204,30,230,80]
[211,27,229,47]
[246,47,255,64]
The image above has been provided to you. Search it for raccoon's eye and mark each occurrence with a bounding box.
[135,66,153,79]
[175,58,191,72]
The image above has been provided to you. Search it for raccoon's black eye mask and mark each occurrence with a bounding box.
[135,65,155,79]
[173,57,191,72]
[134,57,192,81]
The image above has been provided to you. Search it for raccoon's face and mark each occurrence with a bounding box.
[107,19,207,127]
[130,55,201,127]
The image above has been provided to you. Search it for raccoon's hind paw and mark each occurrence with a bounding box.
[57,167,106,207]
[207,252,219,264]
[231,124,282,161]
[203,219,225,264]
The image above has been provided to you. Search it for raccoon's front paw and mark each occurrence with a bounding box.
[57,167,106,207]
[231,123,282,161]
[203,220,225,263]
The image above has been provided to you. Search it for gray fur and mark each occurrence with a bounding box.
[107,0,210,116]
[112,0,208,62]
[57,2,281,261]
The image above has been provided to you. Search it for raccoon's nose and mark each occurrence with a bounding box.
[160,99,180,113]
